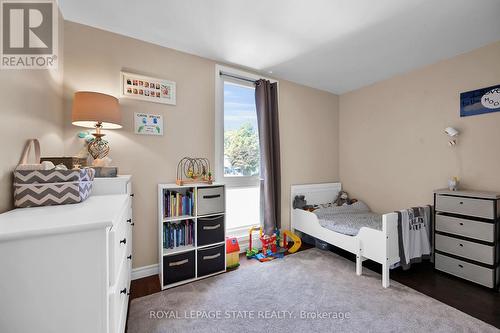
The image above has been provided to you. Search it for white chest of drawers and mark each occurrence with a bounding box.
[0,176,133,333]
[434,189,499,289]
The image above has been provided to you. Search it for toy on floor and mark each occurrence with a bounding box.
[281,230,302,253]
[246,226,299,262]
[226,237,240,269]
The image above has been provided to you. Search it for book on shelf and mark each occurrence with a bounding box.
[163,220,195,249]
[164,189,195,218]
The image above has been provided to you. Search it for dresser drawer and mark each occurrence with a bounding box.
[435,234,495,265]
[109,256,131,333]
[435,253,496,288]
[109,205,132,286]
[435,214,494,242]
[197,215,225,246]
[435,195,496,219]
[197,244,225,277]
[163,250,195,286]
[197,186,224,216]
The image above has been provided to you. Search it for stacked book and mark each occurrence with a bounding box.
[164,189,195,218]
[163,220,195,249]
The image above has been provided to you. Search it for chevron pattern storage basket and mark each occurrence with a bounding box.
[14,168,95,208]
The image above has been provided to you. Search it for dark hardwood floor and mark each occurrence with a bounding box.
[129,244,500,329]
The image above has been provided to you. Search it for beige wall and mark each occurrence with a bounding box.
[0,12,65,213]
[63,22,339,268]
[339,41,500,213]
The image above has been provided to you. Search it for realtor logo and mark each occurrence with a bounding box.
[1,0,58,69]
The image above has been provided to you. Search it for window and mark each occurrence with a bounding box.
[215,65,276,235]
[223,81,260,177]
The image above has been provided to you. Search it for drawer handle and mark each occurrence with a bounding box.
[120,288,127,295]
[203,253,221,260]
[459,244,463,247]
[203,224,221,230]
[459,201,464,205]
[203,194,221,199]
[127,255,132,260]
[169,259,188,267]
[120,238,127,245]
[130,194,134,197]
[199,216,222,221]
[458,264,463,268]
[459,222,463,226]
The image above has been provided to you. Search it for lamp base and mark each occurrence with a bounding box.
[88,134,110,160]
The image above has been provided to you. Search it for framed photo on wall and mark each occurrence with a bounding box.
[134,112,164,136]
[121,71,176,105]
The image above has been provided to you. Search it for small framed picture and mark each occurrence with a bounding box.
[134,112,164,136]
[121,71,176,105]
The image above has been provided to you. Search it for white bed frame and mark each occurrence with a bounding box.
[290,183,400,288]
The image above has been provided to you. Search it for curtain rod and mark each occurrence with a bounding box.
[219,71,259,84]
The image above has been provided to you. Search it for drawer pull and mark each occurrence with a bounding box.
[459,243,463,247]
[200,216,222,221]
[203,253,221,260]
[127,219,132,223]
[120,288,127,295]
[458,264,463,268]
[127,255,132,260]
[459,201,463,205]
[459,222,463,226]
[203,224,221,230]
[120,238,127,245]
[130,193,134,197]
[203,194,221,199]
[169,259,188,267]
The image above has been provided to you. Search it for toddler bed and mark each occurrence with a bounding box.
[290,182,400,288]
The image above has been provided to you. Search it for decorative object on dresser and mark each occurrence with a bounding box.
[40,156,88,169]
[158,183,225,289]
[434,189,500,289]
[13,139,95,208]
[71,91,122,162]
[175,157,213,185]
[0,176,133,333]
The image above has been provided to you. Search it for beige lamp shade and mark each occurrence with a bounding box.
[72,91,122,129]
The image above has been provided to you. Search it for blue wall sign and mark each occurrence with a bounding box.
[460,84,500,117]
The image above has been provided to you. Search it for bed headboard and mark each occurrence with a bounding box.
[290,182,342,209]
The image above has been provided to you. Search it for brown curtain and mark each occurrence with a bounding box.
[255,79,280,235]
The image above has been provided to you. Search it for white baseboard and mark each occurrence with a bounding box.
[131,263,159,280]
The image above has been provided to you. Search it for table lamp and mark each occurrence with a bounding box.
[71,91,122,161]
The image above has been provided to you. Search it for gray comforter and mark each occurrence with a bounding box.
[314,201,382,236]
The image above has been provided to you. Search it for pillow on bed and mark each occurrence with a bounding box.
[317,200,371,214]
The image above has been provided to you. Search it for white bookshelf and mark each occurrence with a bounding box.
[158,183,226,289]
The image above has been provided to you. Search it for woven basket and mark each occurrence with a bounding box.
[13,139,95,208]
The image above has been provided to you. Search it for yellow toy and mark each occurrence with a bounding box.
[282,230,302,253]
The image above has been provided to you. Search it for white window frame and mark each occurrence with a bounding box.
[214,64,278,234]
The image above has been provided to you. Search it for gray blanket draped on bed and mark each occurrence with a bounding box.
[396,206,432,270]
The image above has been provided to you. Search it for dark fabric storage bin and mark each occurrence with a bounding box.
[197,215,225,246]
[197,244,225,277]
[163,250,195,285]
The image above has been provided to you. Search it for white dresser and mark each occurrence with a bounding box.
[0,176,133,333]
[434,189,499,289]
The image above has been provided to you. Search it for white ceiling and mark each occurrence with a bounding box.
[59,0,500,94]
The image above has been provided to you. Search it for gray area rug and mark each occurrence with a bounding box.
[128,249,497,333]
